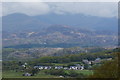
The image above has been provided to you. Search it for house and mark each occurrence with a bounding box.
[34,66,52,70]
[23,73,32,76]
[94,58,101,63]
[39,66,44,70]
[69,66,78,70]
[88,61,92,65]
[22,65,26,68]
[75,64,81,70]
[80,66,84,70]
[75,64,84,70]
[107,58,112,60]
[44,66,52,69]
[34,66,44,70]
[34,66,39,69]
[83,59,93,65]
[24,63,28,65]
[83,59,89,64]
[55,66,63,69]
[59,76,64,78]
[64,67,69,70]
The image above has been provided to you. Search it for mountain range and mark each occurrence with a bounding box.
[2,13,118,32]
[2,13,118,48]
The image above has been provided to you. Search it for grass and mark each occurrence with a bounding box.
[52,62,83,66]
[2,70,93,78]
[3,70,23,78]
[2,70,58,78]
[0,61,2,79]
[75,70,93,75]
[64,70,93,76]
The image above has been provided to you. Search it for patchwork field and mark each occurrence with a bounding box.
[2,70,93,78]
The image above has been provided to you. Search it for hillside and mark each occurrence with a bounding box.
[2,13,117,32]
[2,47,111,60]
[3,24,117,48]
[2,13,118,48]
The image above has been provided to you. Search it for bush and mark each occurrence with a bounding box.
[44,69,66,76]
[44,69,85,78]
[89,59,118,78]
[67,70,85,78]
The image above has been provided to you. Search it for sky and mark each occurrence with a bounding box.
[0,1,118,18]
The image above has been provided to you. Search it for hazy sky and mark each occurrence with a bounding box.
[1,2,118,18]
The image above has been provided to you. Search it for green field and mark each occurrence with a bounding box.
[75,70,93,76]
[2,70,93,78]
[2,70,58,78]
[64,70,93,76]
[0,61,2,79]
[53,62,83,66]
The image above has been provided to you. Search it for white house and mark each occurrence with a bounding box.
[80,66,84,70]
[94,58,101,63]
[44,66,52,69]
[55,66,63,69]
[83,59,89,64]
[70,66,78,70]
[64,67,69,70]
[23,73,32,76]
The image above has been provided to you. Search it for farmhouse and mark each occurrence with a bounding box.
[69,66,78,70]
[23,73,32,76]
[94,58,101,63]
[69,65,84,70]
[34,66,52,70]
[55,66,63,69]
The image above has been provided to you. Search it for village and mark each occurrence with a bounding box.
[33,64,84,70]
[22,57,112,70]
[21,57,112,76]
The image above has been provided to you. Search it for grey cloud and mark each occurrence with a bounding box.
[2,2,50,16]
[1,2,118,18]
[49,2,118,18]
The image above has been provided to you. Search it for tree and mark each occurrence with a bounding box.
[89,58,118,78]
[31,68,39,76]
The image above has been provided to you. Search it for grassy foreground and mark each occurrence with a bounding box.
[2,70,58,78]
[2,70,93,78]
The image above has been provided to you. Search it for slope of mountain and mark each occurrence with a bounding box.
[2,13,117,33]
[2,47,108,60]
[34,13,117,31]
[2,13,118,48]
[2,13,50,33]
[2,24,117,48]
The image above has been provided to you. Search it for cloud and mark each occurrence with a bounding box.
[2,2,50,16]
[1,0,120,2]
[1,2,118,18]
[49,2,118,18]
[0,3,2,17]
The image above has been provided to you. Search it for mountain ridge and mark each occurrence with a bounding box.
[2,13,118,33]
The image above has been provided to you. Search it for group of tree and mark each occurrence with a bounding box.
[32,52,113,64]
[44,69,85,78]
[89,48,119,78]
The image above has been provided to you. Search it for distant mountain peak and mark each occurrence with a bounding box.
[3,13,29,17]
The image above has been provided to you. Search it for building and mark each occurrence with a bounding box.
[23,73,32,76]
[94,58,101,63]
[70,66,78,70]
[55,66,63,69]
[83,59,89,64]
[34,66,51,70]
